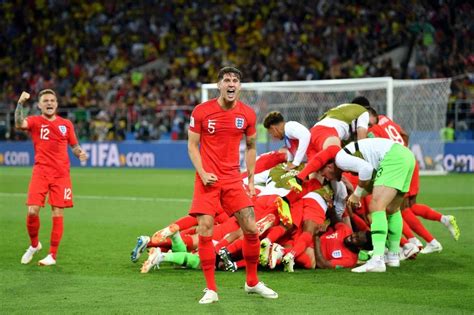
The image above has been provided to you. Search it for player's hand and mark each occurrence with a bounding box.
[18,91,30,105]
[247,181,256,197]
[200,172,218,186]
[78,149,88,162]
[284,162,296,171]
[346,193,361,209]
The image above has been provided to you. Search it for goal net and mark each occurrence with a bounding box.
[201,77,452,174]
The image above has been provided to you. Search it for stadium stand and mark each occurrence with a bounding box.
[0,1,472,140]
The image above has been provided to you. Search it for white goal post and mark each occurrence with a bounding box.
[201,77,452,174]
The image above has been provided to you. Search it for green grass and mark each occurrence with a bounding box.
[0,167,473,314]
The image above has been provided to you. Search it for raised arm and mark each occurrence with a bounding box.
[15,91,30,129]
[245,133,257,196]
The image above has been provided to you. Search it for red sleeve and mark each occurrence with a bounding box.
[25,116,37,131]
[68,120,78,146]
[245,108,257,137]
[189,106,203,134]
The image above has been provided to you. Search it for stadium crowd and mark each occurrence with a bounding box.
[1,0,473,141]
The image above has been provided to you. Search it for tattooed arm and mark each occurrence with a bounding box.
[71,144,88,162]
[245,133,257,196]
[15,91,30,129]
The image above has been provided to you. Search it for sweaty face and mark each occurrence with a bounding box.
[38,94,58,118]
[344,231,368,248]
[217,73,241,104]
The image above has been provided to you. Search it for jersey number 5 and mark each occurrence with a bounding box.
[208,120,216,134]
[40,127,50,140]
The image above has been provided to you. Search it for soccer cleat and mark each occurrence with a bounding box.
[21,242,42,264]
[444,215,460,241]
[218,248,237,272]
[256,214,276,235]
[199,288,219,304]
[420,240,443,254]
[268,243,284,269]
[38,254,56,266]
[275,197,293,228]
[140,247,164,273]
[399,243,419,261]
[351,256,386,273]
[282,253,295,272]
[384,251,400,267]
[287,177,303,192]
[131,235,150,263]
[151,223,180,244]
[259,238,272,266]
[408,237,424,250]
[245,282,278,299]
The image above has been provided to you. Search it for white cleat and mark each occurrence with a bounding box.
[384,251,400,267]
[443,215,460,241]
[399,243,419,261]
[244,282,278,299]
[268,243,284,269]
[352,256,386,273]
[420,240,443,254]
[282,253,295,272]
[131,235,150,263]
[152,224,179,244]
[199,289,219,304]
[21,242,42,264]
[408,237,424,250]
[259,238,272,266]
[140,247,165,273]
[38,254,56,266]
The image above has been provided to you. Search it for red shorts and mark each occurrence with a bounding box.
[307,125,339,160]
[407,161,420,197]
[189,177,253,217]
[302,198,326,225]
[27,173,73,208]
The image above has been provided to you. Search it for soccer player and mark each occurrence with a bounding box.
[289,102,370,187]
[187,67,277,304]
[319,138,416,272]
[361,99,460,249]
[15,90,88,266]
[262,111,310,170]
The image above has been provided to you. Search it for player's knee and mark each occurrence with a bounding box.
[27,206,40,216]
[51,207,64,217]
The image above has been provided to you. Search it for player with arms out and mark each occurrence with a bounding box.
[15,90,88,266]
[188,67,278,304]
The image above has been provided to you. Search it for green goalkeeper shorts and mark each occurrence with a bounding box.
[374,143,416,193]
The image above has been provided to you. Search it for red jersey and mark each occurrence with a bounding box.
[320,222,358,268]
[368,114,406,146]
[26,115,78,177]
[189,98,256,183]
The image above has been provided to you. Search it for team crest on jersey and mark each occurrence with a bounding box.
[235,117,245,129]
[331,250,342,258]
[58,125,67,135]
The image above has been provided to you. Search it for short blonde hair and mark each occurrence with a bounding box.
[38,89,57,99]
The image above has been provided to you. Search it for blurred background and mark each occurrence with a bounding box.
[0,0,472,143]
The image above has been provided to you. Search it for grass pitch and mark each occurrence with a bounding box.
[0,167,473,314]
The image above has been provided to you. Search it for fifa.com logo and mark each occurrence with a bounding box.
[81,143,155,168]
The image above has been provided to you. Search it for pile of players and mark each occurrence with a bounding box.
[130,96,460,274]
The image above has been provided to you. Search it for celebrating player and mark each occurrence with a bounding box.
[262,111,311,171]
[319,138,415,273]
[15,90,88,266]
[187,67,277,304]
